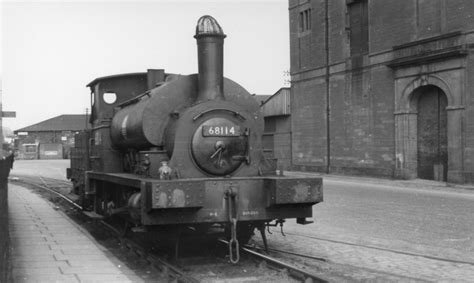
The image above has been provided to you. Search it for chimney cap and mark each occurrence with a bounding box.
[194,15,226,39]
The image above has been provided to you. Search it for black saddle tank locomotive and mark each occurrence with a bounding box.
[67,15,323,262]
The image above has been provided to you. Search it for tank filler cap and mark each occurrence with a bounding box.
[194,15,226,38]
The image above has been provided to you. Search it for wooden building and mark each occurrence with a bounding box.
[14,114,87,159]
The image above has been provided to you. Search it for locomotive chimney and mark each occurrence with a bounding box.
[194,15,226,102]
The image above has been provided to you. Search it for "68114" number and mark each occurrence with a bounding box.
[203,125,240,137]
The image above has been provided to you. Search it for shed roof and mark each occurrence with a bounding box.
[260,87,290,106]
[260,87,291,117]
[15,114,88,133]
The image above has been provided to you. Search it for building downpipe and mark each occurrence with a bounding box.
[325,0,331,174]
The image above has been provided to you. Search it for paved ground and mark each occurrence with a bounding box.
[9,160,474,281]
[259,172,474,281]
[10,159,69,180]
[8,183,143,282]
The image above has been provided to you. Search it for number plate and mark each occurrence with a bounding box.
[202,125,241,137]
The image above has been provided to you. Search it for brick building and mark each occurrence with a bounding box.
[14,114,87,159]
[289,0,474,183]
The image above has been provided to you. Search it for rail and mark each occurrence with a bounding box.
[10,175,199,283]
[10,175,82,210]
[219,239,328,283]
[11,175,331,282]
[99,221,199,283]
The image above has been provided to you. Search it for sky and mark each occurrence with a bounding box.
[1,0,290,132]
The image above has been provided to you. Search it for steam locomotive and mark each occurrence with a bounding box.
[67,15,322,262]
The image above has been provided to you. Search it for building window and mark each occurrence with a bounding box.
[348,0,369,55]
[299,8,312,33]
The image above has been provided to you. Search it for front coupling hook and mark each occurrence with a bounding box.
[226,188,240,263]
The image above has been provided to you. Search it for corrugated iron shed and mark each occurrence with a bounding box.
[260,88,290,117]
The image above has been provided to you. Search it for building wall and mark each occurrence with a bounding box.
[463,38,474,183]
[289,0,474,183]
[15,131,76,159]
[291,77,328,171]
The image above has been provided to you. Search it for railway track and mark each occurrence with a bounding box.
[219,239,327,283]
[10,174,81,209]
[16,174,445,281]
[10,175,332,282]
[281,231,474,266]
[11,174,195,282]
[11,175,471,281]
[99,220,200,283]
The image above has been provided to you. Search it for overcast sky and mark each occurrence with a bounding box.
[1,0,289,132]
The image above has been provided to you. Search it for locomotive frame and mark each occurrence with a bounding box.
[67,15,323,262]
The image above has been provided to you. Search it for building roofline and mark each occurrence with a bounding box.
[14,114,87,133]
[261,87,290,106]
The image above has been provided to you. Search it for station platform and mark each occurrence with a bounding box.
[8,183,144,283]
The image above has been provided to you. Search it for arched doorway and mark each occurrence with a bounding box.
[395,73,465,183]
[414,86,448,181]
